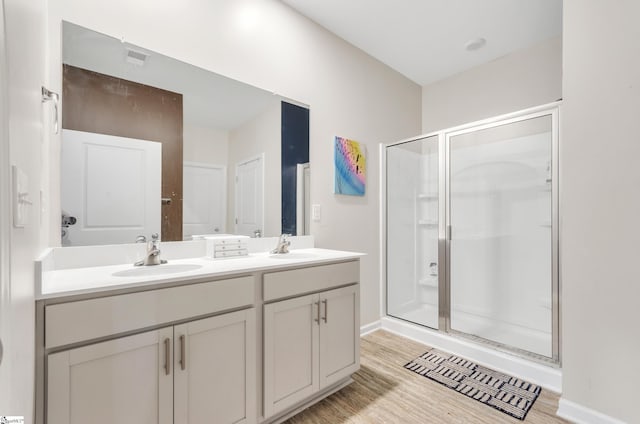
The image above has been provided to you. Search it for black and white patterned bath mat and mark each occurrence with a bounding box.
[404,349,541,420]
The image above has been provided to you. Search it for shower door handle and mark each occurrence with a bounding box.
[446,225,452,241]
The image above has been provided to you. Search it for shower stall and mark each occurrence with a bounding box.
[385,105,559,363]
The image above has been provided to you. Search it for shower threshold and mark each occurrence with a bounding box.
[390,303,553,360]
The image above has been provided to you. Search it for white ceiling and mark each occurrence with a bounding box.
[281,0,562,86]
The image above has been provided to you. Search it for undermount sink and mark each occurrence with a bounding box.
[268,252,316,259]
[112,263,203,277]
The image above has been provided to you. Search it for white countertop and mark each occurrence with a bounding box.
[38,248,364,300]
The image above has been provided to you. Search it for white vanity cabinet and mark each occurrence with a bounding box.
[262,262,360,419]
[43,276,257,424]
[48,309,256,424]
[173,309,256,424]
[318,285,360,388]
[37,254,362,424]
[47,327,174,424]
[263,294,319,417]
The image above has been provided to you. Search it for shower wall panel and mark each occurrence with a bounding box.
[387,136,439,329]
[387,147,419,312]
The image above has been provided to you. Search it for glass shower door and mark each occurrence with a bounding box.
[387,135,440,329]
[448,114,554,358]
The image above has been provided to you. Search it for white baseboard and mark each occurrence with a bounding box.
[557,398,626,424]
[360,320,382,337]
[381,316,562,393]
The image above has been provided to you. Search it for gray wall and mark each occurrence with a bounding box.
[47,0,423,329]
[561,1,640,422]
[422,36,562,133]
[2,0,49,422]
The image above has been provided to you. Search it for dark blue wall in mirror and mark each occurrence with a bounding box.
[281,102,310,235]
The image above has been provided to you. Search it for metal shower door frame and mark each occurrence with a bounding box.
[442,105,560,364]
[383,101,560,365]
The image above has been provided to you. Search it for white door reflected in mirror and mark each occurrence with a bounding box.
[61,129,161,246]
[183,162,226,239]
[235,154,264,237]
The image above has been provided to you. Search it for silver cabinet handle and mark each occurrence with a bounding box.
[164,338,171,375]
[314,301,320,324]
[322,299,328,323]
[179,334,186,371]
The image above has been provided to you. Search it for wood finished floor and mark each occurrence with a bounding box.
[285,330,568,424]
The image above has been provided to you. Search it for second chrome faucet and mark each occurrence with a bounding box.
[271,234,291,254]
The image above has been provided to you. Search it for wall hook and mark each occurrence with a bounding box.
[41,86,60,134]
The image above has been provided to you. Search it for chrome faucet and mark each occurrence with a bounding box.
[271,234,291,254]
[135,233,167,266]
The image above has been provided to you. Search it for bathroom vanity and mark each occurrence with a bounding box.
[35,246,362,424]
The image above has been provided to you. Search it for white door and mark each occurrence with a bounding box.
[234,155,263,237]
[61,129,161,246]
[263,294,319,418]
[183,162,226,239]
[47,328,173,424]
[174,309,256,424]
[318,285,360,389]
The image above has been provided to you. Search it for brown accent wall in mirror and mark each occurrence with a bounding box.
[62,64,184,241]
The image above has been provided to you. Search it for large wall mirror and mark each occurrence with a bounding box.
[60,22,310,246]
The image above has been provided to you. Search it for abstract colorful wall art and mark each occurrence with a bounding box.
[334,136,366,196]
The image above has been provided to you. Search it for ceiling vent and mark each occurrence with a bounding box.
[125,48,149,66]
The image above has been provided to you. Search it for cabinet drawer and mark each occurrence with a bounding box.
[45,276,255,349]
[263,261,359,302]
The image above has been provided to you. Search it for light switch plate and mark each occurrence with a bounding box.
[312,204,321,222]
[12,165,29,228]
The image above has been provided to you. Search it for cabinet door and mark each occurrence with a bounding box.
[47,327,173,424]
[319,284,360,389]
[174,309,256,424]
[263,294,319,418]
